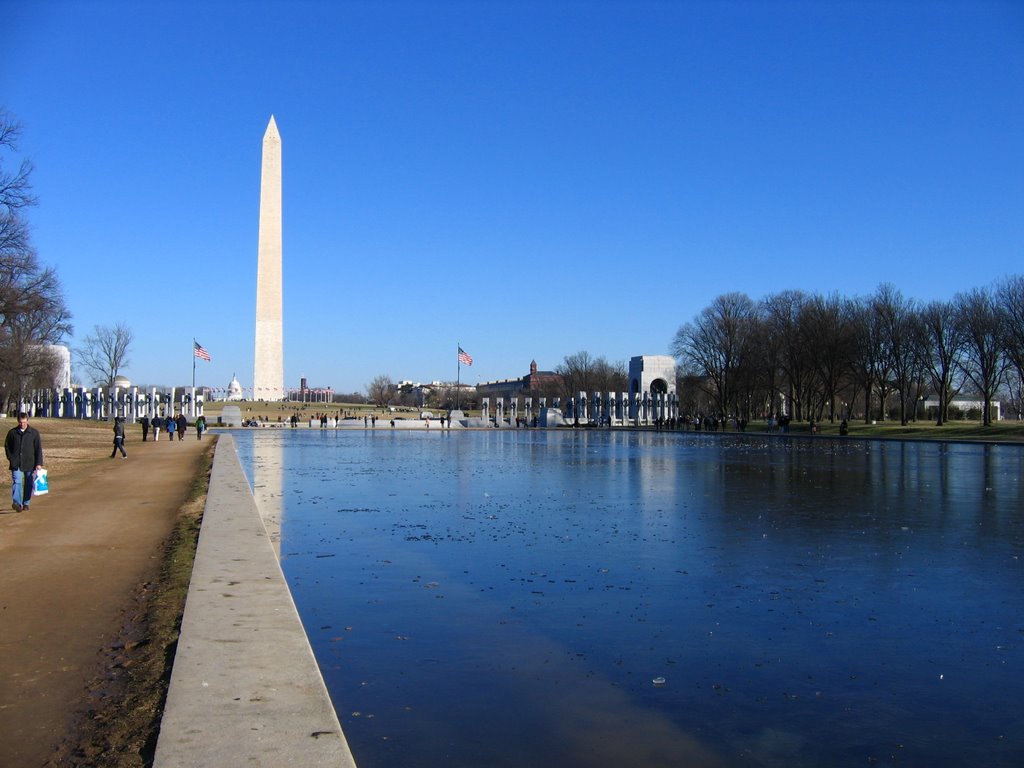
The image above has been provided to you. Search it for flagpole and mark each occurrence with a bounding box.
[192,338,196,389]
[456,342,461,411]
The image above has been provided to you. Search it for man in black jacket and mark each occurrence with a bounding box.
[5,412,44,512]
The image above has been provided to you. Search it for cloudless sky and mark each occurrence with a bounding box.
[3,0,1022,394]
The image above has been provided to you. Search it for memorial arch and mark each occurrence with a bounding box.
[628,355,676,399]
[628,355,677,424]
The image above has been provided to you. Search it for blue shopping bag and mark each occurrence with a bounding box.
[33,468,49,495]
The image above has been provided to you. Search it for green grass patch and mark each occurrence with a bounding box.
[768,419,1024,443]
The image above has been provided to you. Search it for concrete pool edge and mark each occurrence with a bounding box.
[153,435,357,767]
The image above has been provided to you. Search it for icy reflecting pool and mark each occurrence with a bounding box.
[234,429,1024,768]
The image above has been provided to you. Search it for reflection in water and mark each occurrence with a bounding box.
[247,430,284,553]
[234,430,1024,768]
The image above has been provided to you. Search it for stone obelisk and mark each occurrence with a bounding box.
[254,115,284,401]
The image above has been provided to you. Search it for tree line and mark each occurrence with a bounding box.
[671,280,1024,426]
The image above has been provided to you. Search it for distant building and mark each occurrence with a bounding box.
[290,376,333,402]
[46,345,72,390]
[476,360,562,400]
[26,344,71,390]
[923,394,1001,421]
[226,375,244,401]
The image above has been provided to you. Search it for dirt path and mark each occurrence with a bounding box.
[0,425,213,767]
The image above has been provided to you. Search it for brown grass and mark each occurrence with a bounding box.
[20,417,114,479]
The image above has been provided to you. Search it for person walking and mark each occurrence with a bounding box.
[152,414,162,442]
[110,417,128,459]
[176,413,187,441]
[140,414,150,442]
[165,414,177,441]
[5,412,43,513]
[195,414,206,440]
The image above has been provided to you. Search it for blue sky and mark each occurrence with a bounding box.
[3,0,1022,395]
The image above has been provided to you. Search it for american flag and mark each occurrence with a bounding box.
[458,347,473,366]
[194,341,212,362]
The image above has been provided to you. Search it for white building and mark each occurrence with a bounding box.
[227,374,245,401]
[923,394,1001,421]
[29,344,71,390]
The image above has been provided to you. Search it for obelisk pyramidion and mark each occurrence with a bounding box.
[254,115,284,401]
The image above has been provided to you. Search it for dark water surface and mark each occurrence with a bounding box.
[234,430,1024,768]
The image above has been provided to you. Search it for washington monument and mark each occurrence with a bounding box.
[254,115,284,400]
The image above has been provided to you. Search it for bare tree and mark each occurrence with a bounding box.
[0,109,72,411]
[366,374,396,410]
[672,292,757,416]
[917,299,965,425]
[998,275,1024,403]
[556,351,627,397]
[872,284,923,424]
[748,302,782,417]
[0,110,38,286]
[676,373,716,416]
[762,290,813,420]
[0,109,36,212]
[555,350,595,397]
[799,293,856,422]
[593,358,628,394]
[75,323,133,386]
[956,287,1007,426]
[1003,367,1024,421]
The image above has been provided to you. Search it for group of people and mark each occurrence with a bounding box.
[109,413,208,459]
[140,414,206,442]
